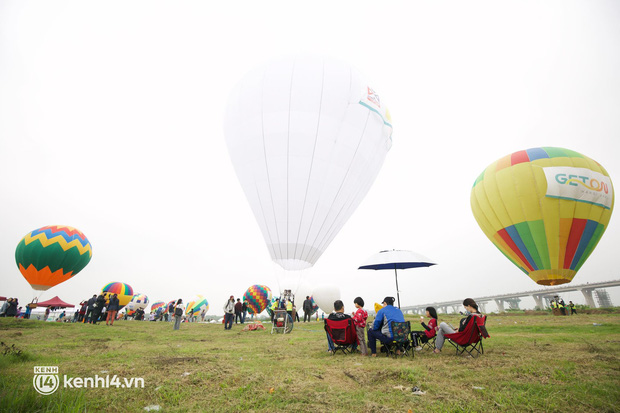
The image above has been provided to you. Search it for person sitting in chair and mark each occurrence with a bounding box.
[411,306,438,349]
[326,300,356,353]
[367,297,405,357]
[433,298,481,353]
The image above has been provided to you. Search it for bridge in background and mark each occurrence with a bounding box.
[400,279,620,314]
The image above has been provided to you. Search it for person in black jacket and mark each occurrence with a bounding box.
[106,294,120,326]
[234,299,243,324]
[5,298,18,317]
[303,296,313,322]
[90,293,106,324]
[85,295,96,323]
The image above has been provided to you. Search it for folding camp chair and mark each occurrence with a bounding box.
[324,318,358,355]
[411,332,436,352]
[445,314,489,357]
[385,321,413,358]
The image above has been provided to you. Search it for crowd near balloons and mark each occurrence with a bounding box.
[2,55,615,355]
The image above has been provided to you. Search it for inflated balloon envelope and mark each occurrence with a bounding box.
[224,55,392,271]
[471,147,614,286]
[126,293,149,312]
[15,225,92,291]
[101,282,134,308]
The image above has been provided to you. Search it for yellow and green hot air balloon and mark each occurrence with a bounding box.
[15,225,92,291]
[471,147,614,286]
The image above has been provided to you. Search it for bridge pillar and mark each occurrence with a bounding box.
[532,294,545,310]
[451,305,459,314]
[478,302,487,313]
[580,289,596,308]
[440,306,448,314]
[494,299,505,312]
[505,298,521,310]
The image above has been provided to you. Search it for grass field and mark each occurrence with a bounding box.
[1,311,619,413]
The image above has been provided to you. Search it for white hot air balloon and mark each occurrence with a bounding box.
[225,55,393,271]
[312,284,341,314]
[126,293,149,312]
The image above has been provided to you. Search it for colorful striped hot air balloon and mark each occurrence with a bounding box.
[126,293,149,312]
[243,285,272,314]
[15,225,92,291]
[186,295,209,316]
[471,147,614,286]
[101,282,134,308]
[150,301,166,313]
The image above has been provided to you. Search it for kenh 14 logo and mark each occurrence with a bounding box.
[33,366,60,395]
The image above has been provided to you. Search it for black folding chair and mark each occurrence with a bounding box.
[385,321,413,358]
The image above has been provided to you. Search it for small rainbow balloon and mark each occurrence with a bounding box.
[150,301,165,313]
[243,285,272,314]
[186,295,209,315]
[101,282,134,308]
[15,225,92,291]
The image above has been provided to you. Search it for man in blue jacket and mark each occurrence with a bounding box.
[368,297,405,357]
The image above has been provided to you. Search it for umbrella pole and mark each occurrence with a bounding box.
[394,268,401,309]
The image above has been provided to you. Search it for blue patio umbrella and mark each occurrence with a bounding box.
[358,250,436,308]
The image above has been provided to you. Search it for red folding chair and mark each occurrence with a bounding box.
[324,318,358,355]
[445,314,489,357]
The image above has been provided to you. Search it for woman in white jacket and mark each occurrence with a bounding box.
[223,296,235,330]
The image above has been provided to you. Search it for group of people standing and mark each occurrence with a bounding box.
[550,297,577,315]
[76,293,120,325]
[0,298,20,318]
[324,296,485,356]
[222,296,251,329]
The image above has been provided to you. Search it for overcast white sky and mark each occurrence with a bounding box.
[1,1,619,314]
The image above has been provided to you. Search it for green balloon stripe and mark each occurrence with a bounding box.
[15,239,91,275]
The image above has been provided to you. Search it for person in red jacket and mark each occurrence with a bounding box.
[411,306,438,349]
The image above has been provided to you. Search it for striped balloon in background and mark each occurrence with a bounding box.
[186,295,209,315]
[15,225,92,291]
[471,147,614,286]
[150,301,166,313]
[101,282,134,308]
[126,293,149,311]
[243,285,272,314]
[165,300,176,313]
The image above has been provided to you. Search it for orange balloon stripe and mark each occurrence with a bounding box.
[19,263,74,290]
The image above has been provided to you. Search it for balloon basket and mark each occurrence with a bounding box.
[271,310,293,334]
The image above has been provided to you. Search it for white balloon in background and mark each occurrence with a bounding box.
[126,294,149,312]
[225,55,393,271]
[312,284,341,314]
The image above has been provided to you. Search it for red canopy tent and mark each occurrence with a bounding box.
[0,296,6,301]
[36,296,75,308]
